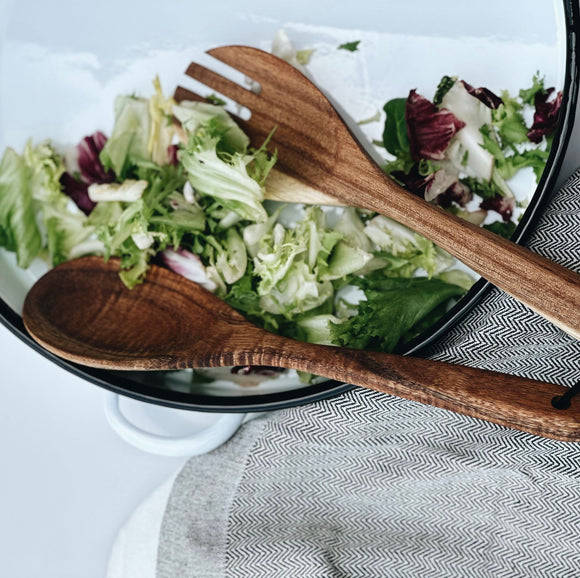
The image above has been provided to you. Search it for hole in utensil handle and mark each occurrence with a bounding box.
[551,381,580,410]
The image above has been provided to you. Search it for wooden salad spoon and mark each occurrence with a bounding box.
[174,45,580,340]
[22,256,580,441]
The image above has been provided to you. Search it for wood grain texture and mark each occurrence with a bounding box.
[175,45,580,340]
[22,257,580,442]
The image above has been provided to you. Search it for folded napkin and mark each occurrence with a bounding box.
[155,171,580,578]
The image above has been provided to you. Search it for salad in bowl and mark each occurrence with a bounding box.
[0,4,576,411]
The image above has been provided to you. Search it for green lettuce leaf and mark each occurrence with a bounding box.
[44,204,96,266]
[224,264,282,333]
[518,74,546,106]
[100,79,177,177]
[320,241,373,281]
[296,313,341,345]
[173,100,249,155]
[382,98,411,161]
[100,95,151,177]
[364,215,454,277]
[492,90,529,146]
[330,275,466,352]
[214,227,248,285]
[180,122,270,223]
[0,147,42,268]
[480,124,549,182]
[338,40,361,52]
[248,207,338,316]
[0,141,70,268]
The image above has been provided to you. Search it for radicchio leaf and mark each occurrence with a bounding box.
[160,247,218,292]
[167,144,180,166]
[59,172,97,215]
[391,165,472,209]
[77,131,115,184]
[527,88,562,144]
[425,171,473,208]
[61,131,115,215]
[461,81,503,109]
[390,163,434,197]
[480,194,515,222]
[434,181,473,209]
[406,90,465,161]
[390,167,428,193]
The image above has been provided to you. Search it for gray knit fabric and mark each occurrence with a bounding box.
[157,170,580,578]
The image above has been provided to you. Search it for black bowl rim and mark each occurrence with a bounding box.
[1,0,579,413]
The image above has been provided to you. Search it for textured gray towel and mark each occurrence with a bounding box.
[157,171,580,578]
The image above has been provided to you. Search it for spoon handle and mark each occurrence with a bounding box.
[250,335,580,441]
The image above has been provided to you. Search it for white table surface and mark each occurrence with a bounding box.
[2,53,580,578]
[0,322,186,578]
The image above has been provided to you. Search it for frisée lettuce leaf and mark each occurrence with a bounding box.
[179,119,272,223]
[173,100,249,155]
[364,214,454,278]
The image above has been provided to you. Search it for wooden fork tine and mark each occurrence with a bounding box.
[184,61,259,110]
[207,45,282,85]
[174,85,206,104]
[173,84,251,134]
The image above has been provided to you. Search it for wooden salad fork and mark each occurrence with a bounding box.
[174,45,580,340]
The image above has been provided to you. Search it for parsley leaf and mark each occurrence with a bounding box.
[338,40,361,52]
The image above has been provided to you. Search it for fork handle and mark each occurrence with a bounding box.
[249,335,580,441]
[348,161,580,340]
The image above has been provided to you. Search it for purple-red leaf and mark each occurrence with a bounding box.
[480,194,515,222]
[160,247,217,292]
[426,173,473,208]
[390,163,434,197]
[167,144,180,166]
[61,131,115,215]
[59,173,96,215]
[461,81,503,109]
[77,131,115,184]
[406,90,465,161]
[391,165,473,209]
[527,88,562,144]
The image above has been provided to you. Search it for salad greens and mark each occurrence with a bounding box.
[383,74,561,231]
[329,275,466,352]
[0,51,561,383]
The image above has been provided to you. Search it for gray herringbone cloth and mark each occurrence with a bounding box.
[157,171,580,578]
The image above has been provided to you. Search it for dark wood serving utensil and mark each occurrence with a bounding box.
[22,257,580,441]
[174,45,580,340]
